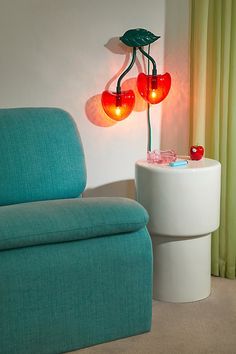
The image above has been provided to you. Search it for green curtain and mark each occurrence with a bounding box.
[190,0,236,279]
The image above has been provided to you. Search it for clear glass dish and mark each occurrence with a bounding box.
[147,149,177,164]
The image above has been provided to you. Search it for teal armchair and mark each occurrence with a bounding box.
[0,108,152,354]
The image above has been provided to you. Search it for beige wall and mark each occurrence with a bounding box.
[161,0,190,156]
[0,0,190,197]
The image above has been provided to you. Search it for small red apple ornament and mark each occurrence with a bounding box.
[190,145,204,160]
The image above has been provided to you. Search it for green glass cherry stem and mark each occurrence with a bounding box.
[139,46,157,76]
[116,47,137,94]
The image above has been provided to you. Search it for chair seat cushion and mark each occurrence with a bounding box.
[0,197,148,251]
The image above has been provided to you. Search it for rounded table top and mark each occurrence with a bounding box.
[136,157,221,174]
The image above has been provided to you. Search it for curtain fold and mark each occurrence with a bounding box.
[190,0,236,278]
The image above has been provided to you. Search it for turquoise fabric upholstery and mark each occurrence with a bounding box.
[0,108,86,206]
[0,108,152,354]
[1,231,152,354]
[0,197,148,251]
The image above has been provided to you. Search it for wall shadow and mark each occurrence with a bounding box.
[83,179,135,199]
[85,94,117,127]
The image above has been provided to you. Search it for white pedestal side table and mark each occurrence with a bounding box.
[135,158,221,303]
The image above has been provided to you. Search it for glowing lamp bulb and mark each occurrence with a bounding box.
[115,106,121,116]
[150,90,157,99]
[101,90,135,121]
[137,72,171,104]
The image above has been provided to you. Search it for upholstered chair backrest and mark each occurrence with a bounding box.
[0,108,86,206]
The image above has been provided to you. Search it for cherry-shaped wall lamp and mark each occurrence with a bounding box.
[101,47,136,121]
[101,28,171,122]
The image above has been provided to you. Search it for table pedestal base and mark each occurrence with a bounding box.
[152,233,211,303]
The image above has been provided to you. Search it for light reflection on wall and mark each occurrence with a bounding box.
[161,0,190,156]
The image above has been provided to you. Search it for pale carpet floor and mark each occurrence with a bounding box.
[68,277,236,354]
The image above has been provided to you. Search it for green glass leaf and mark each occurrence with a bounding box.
[120,28,160,47]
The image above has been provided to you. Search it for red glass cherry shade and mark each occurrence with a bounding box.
[101,90,135,121]
[137,72,171,104]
